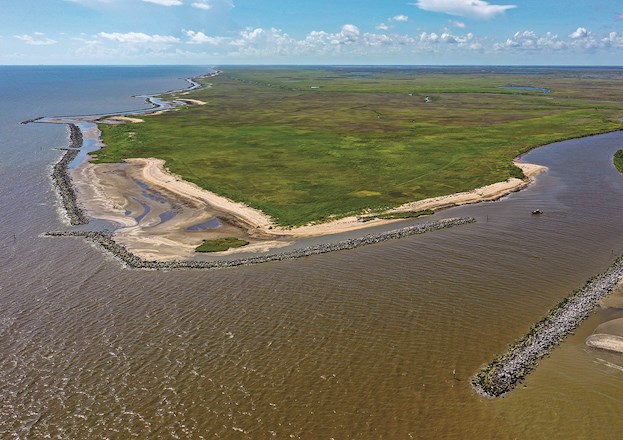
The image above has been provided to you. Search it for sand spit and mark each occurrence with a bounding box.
[45,217,476,270]
[472,255,623,398]
[102,116,144,124]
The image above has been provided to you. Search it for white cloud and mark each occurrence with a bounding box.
[98,32,180,43]
[392,15,409,22]
[413,0,516,19]
[143,0,183,5]
[340,24,361,42]
[601,32,623,48]
[184,30,226,44]
[376,23,391,31]
[14,34,58,45]
[494,29,611,52]
[569,27,589,39]
[495,30,565,51]
[218,24,486,60]
[449,20,466,28]
[191,1,212,10]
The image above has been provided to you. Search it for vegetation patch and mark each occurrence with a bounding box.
[195,237,249,253]
[614,149,623,173]
[360,209,434,222]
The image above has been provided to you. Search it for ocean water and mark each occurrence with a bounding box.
[2,66,623,439]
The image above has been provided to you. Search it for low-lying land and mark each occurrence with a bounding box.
[94,66,623,227]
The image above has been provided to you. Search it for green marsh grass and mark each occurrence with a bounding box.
[195,237,249,253]
[615,150,623,173]
[95,67,623,226]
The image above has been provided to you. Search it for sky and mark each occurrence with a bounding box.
[3,0,623,65]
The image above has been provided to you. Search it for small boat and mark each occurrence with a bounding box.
[532,209,543,215]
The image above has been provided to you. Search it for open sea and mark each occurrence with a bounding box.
[2,66,623,439]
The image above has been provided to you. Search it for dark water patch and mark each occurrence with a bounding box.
[133,179,149,191]
[187,217,222,231]
[133,179,169,204]
[501,85,551,94]
[133,198,152,224]
[159,210,176,224]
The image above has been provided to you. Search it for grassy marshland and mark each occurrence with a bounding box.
[95,67,623,226]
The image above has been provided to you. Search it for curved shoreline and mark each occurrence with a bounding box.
[127,157,546,241]
[45,217,476,270]
[472,255,623,398]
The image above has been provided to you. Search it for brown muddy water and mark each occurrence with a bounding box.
[2,66,623,439]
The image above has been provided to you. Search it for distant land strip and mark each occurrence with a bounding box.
[44,217,476,270]
[472,255,623,398]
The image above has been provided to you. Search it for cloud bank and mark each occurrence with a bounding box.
[413,0,516,19]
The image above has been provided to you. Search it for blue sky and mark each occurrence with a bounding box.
[3,0,623,64]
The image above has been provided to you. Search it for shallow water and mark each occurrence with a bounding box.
[501,85,551,93]
[2,66,623,439]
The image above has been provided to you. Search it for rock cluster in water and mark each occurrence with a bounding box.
[51,148,89,226]
[45,217,476,270]
[472,255,623,398]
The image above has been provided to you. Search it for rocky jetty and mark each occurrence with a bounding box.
[45,217,475,270]
[472,255,623,398]
[51,149,89,226]
[20,116,43,125]
[68,124,83,149]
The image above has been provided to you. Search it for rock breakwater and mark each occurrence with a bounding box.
[68,124,83,149]
[20,116,43,125]
[51,148,89,226]
[45,217,475,270]
[472,255,623,398]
